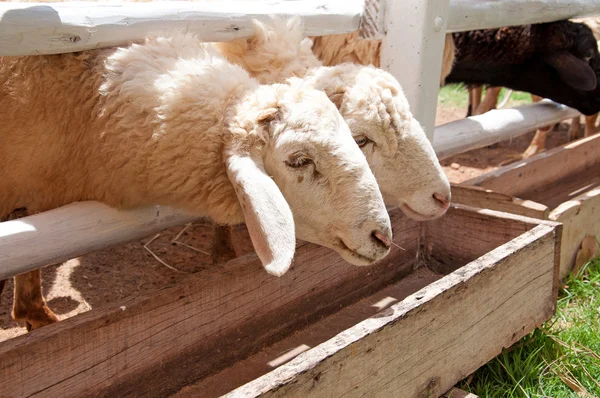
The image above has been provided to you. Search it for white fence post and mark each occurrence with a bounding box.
[379,0,450,141]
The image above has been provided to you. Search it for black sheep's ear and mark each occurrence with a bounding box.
[545,51,597,91]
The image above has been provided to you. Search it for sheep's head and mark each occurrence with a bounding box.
[531,21,600,115]
[306,65,451,221]
[449,21,600,116]
[225,79,392,274]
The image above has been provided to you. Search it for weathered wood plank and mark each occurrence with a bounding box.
[358,0,385,40]
[523,167,600,210]
[170,267,445,398]
[463,134,600,198]
[433,101,580,160]
[447,0,600,33]
[550,186,600,278]
[451,185,549,220]
[460,134,600,279]
[226,222,560,397]
[0,201,197,280]
[0,1,363,56]
[424,205,552,274]
[0,208,419,398]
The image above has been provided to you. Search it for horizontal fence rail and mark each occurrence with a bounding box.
[0,0,363,56]
[0,202,196,280]
[433,100,580,159]
[0,1,598,56]
[447,0,600,33]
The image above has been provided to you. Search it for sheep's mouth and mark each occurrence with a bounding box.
[400,203,437,221]
[335,239,376,264]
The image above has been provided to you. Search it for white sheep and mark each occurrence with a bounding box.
[214,18,452,220]
[0,33,392,329]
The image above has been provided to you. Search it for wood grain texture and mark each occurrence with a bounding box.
[462,134,600,279]
[447,0,600,33]
[0,208,419,398]
[434,101,580,160]
[424,205,551,275]
[0,0,363,56]
[227,222,560,398]
[358,0,385,40]
[451,185,549,220]
[550,186,600,278]
[0,201,197,280]
[171,267,444,398]
[464,134,600,198]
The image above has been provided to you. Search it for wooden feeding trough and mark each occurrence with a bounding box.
[453,133,600,279]
[0,206,560,398]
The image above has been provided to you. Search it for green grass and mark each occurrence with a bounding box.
[437,84,533,110]
[458,257,600,397]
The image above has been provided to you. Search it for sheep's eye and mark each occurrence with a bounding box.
[285,155,312,169]
[355,136,372,148]
[584,55,593,62]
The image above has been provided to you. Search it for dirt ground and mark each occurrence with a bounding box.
[0,104,582,343]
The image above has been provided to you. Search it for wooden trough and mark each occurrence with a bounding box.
[0,205,561,398]
[453,133,600,279]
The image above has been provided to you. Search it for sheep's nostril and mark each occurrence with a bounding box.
[432,192,450,209]
[371,230,392,249]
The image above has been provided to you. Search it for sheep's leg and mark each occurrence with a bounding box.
[569,116,581,141]
[211,225,237,264]
[522,95,553,158]
[475,86,501,115]
[3,208,58,331]
[472,86,482,114]
[467,85,482,117]
[523,126,552,158]
[584,113,599,137]
[12,269,58,331]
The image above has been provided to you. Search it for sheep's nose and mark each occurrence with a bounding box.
[371,230,392,249]
[432,192,451,209]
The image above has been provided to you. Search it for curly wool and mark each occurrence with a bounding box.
[1,34,275,225]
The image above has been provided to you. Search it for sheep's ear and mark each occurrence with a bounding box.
[545,51,597,91]
[225,153,296,277]
[329,92,345,109]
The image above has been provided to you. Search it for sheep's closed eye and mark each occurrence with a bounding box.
[355,136,372,148]
[285,154,312,169]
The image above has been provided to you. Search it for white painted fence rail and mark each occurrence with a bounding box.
[0,1,599,57]
[433,101,581,159]
[447,0,600,33]
[0,203,196,280]
[0,1,363,56]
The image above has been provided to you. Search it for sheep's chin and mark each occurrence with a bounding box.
[399,203,442,221]
[333,239,378,266]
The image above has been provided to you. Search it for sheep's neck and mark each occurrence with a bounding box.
[91,88,258,227]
